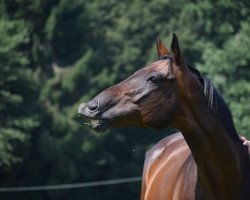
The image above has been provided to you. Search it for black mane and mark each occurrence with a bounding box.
[187,65,239,140]
[159,56,238,140]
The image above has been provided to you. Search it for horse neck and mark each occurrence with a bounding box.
[172,98,248,199]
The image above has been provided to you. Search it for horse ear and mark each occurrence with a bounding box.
[170,33,185,67]
[156,35,171,59]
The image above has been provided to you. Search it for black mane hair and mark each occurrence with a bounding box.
[159,56,238,140]
[187,64,239,140]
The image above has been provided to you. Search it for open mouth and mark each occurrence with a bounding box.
[86,119,111,132]
[78,103,112,132]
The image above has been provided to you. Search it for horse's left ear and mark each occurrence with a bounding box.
[156,35,171,59]
[171,33,185,67]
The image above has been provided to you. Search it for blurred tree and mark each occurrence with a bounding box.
[197,20,250,135]
[0,0,249,199]
[0,16,40,167]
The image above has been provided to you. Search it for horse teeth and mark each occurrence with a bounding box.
[90,119,100,125]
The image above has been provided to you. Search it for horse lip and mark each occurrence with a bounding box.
[90,119,110,132]
[78,103,113,132]
[78,103,87,114]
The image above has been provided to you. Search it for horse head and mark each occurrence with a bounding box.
[78,34,200,132]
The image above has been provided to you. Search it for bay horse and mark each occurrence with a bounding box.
[78,34,250,200]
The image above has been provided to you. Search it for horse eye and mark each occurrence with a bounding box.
[148,76,163,83]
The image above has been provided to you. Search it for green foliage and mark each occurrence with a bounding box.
[197,20,250,134]
[0,17,40,167]
[0,0,250,199]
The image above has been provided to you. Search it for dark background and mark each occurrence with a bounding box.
[0,0,249,199]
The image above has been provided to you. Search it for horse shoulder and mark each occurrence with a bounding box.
[141,132,197,200]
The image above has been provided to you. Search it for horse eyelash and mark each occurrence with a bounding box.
[147,75,163,83]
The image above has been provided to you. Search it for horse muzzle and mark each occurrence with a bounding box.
[78,102,111,132]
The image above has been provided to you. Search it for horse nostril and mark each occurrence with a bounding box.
[88,99,99,111]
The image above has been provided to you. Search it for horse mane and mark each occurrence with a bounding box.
[187,64,239,140]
